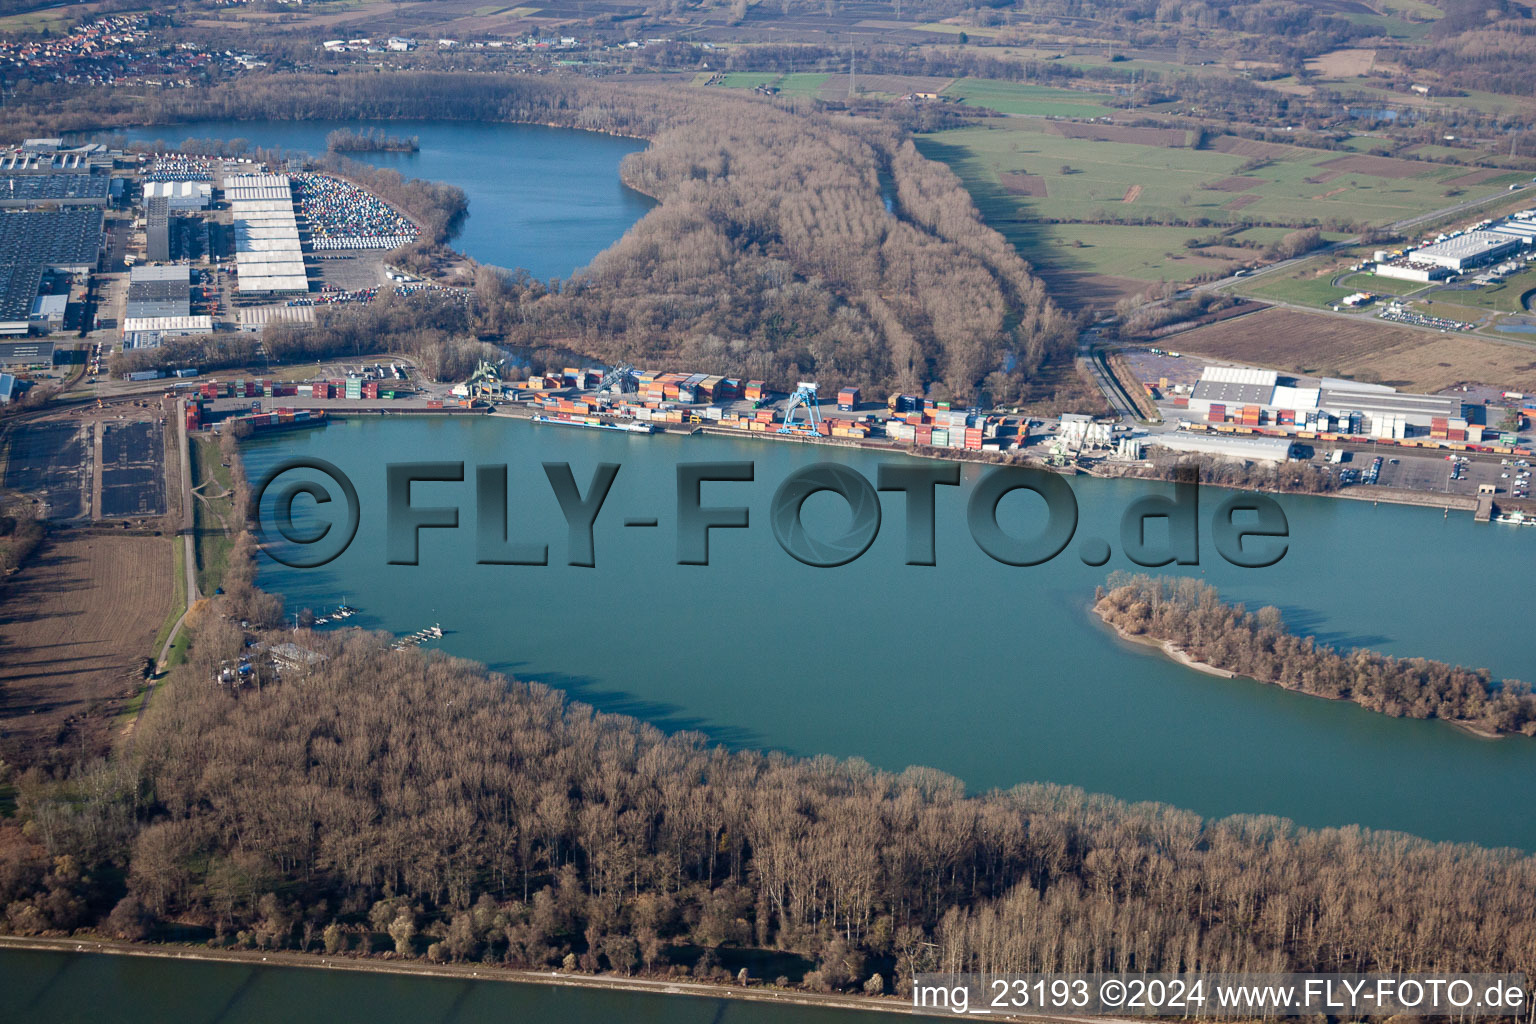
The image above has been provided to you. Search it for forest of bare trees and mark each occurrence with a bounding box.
[5,558,1536,1001]
[28,72,1079,402]
[1096,573,1536,736]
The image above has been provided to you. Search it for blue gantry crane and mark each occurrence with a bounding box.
[778,382,822,435]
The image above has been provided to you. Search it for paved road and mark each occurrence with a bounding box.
[1077,184,1536,416]
[134,402,199,743]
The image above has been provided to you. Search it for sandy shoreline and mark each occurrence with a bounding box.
[1091,602,1237,679]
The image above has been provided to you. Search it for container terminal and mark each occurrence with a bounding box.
[154,347,1536,525]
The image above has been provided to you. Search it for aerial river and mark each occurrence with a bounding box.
[0,946,917,1023]
[113,117,1536,850]
[33,117,1531,1017]
[245,415,1536,851]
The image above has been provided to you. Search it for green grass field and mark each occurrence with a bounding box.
[717,71,779,88]
[1421,268,1536,314]
[1405,297,1493,322]
[940,79,1119,118]
[776,73,830,98]
[1340,270,1429,296]
[920,122,1527,230]
[189,437,235,596]
[918,117,1534,302]
[1244,274,1356,307]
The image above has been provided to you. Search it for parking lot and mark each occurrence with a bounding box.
[315,253,389,292]
[1300,447,1510,498]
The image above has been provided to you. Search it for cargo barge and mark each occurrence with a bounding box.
[532,414,656,434]
[221,409,329,433]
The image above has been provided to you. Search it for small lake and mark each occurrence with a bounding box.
[111,119,656,281]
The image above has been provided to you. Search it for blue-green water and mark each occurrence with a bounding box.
[248,417,1536,851]
[112,119,655,281]
[0,948,927,1023]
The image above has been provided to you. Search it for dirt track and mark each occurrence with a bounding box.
[0,531,170,765]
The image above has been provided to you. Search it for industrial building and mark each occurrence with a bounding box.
[0,264,44,335]
[225,174,308,293]
[0,173,110,208]
[123,266,203,347]
[1374,213,1536,281]
[0,340,55,367]
[1409,231,1522,272]
[0,144,113,174]
[0,208,102,273]
[28,293,66,333]
[237,304,316,331]
[126,265,193,320]
[0,371,27,405]
[145,196,170,263]
[1187,365,1465,439]
[1156,432,1295,463]
[142,179,211,211]
[122,315,214,349]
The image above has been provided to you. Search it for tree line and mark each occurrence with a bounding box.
[1096,572,1536,736]
[5,559,1536,1001]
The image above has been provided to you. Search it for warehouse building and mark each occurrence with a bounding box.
[142,179,211,212]
[0,372,31,405]
[0,209,102,273]
[0,173,111,208]
[1409,231,1523,272]
[29,293,66,333]
[237,304,316,331]
[0,340,55,367]
[1157,432,1295,463]
[1187,365,1464,438]
[0,145,113,174]
[145,196,171,263]
[225,174,308,293]
[0,264,44,336]
[122,315,214,349]
[125,265,193,321]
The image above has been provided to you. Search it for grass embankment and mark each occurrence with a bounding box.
[189,436,236,597]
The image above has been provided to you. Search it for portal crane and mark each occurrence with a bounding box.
[778,382,823,436]
[596,363,636,395]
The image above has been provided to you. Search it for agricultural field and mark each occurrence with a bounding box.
[778,72,831,98]
[1167,307,1536,392]
[920,117,1531,306]
[939,79,1119,118]
[0,532,171,765]
[923,122,1527,229]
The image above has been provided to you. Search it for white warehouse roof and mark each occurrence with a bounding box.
[1160,432,1295,463]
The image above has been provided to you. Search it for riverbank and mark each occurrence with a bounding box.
[1092,593,1508,740]
[1092,602,1238,679]
[0,936,968,1021]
